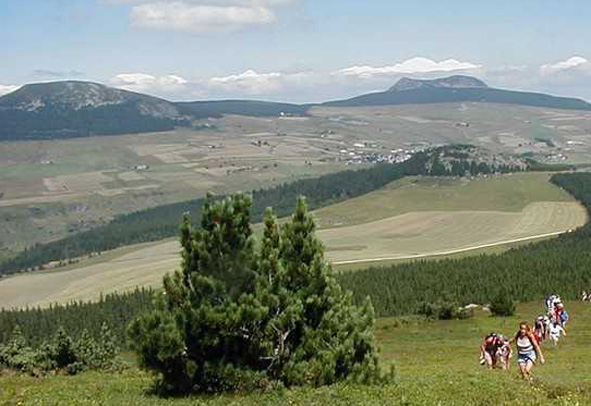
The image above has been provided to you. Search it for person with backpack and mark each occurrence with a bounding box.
[496,334,512,371]
[480,333,511,370]
[509,322,545,380]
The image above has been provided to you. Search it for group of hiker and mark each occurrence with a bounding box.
[479,294,569,380]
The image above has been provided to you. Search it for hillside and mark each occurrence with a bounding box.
[1,171,585,309]
[2,301,590,405]
[0,147,532,276]
[0,81,188,140]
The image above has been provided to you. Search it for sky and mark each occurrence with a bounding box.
[1,0,591,103]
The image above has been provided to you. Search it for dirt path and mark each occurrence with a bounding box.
[333,230,568,265]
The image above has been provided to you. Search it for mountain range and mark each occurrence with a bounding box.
[1,75,590,141]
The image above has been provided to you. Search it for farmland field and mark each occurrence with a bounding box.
[0,172,586,309]
[2,300,590,405]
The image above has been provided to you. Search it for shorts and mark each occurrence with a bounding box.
[517,350,536,365]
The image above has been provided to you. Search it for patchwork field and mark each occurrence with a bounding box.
[2,300,591,405]
[0,172,586,309]
[0,124,349,257]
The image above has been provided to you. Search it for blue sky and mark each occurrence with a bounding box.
[1,0,591,102]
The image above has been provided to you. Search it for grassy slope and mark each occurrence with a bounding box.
[313,172,574,228]
[1,301,590,405]
[0,172,586,309]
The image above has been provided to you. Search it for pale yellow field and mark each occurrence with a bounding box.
[0,173,587,309]
[321,202,586,263]
[0,240,179,309]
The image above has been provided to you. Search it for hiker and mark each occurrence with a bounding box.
[542,315,551,340]
[554,302,564,324]
[546,294,558,313]
[509,322,545,380]
[480,333,512,370]
[560,309,569,328]
[533,317,545,344]
[548,321,566,347]
[496,334,512,371]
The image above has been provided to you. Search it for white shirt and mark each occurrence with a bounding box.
[549,324,565,338]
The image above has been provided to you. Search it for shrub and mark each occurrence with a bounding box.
[0,326,39,374]
[0,323,120,375]
[489,291,516,317]
[417,301,473,320]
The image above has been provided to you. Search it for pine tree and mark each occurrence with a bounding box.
[490,289,516,317]
[75,329,99,368]
[51,327,77,369]
[128,194,381,394]
[275,198,379,385]
[98,322,119,366]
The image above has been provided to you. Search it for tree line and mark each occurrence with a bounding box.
[0,288,154,347]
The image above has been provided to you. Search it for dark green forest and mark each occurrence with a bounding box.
[0,288,154,347]
[176,100,309,119]
[0,103,186,141]
[0,148,522,275]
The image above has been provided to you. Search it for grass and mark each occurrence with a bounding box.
[1,301,590,405]
[1,172,586,309]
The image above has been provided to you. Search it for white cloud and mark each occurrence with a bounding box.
[209,69,284,94]
[0,85,20,97]
[107,0,292,5]
[109,73,189,94]
[333,57,482,79]
[540,56,590,76]
[130,1,277,33]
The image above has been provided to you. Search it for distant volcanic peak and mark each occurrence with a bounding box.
[389,75,488,92]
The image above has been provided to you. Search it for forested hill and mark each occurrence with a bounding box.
[0,146,523,275]
[0,81,188,141]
